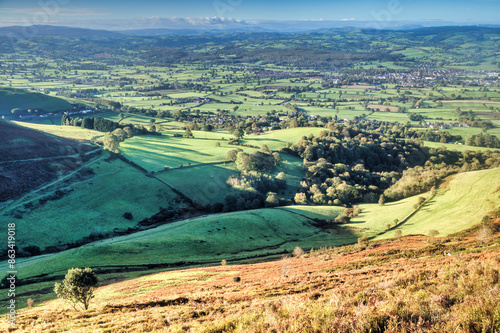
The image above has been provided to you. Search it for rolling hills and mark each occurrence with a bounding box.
[1,167,498,319]
[0,88,74,116]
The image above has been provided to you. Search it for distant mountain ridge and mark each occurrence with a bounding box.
[0,23,499,38]
[0,25,124,38]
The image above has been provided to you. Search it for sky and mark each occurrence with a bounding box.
[0,0,499,30]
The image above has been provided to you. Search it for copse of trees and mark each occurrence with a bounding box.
[62,115,118,133]
[233,150,280,173]
[227,171,287,195]
[384,148,500,200]
[283,124,427,205]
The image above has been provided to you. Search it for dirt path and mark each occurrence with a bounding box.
[0,147,102,165]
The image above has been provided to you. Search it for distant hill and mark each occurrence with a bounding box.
[0,88,74,116]
[0,25,124,38]
[2,23,499,38]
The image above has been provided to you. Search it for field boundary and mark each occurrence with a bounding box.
[371,189,437,239]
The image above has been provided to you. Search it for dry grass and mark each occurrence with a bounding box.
[3,235,500,332]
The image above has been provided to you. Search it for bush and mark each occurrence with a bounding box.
[123,212,133,220]
[27,298,34,308]
[357,236,369,247]
[293,246,305,258]
[428,229,439,237]
[334,214,350,224]
[54,268,99,311]
[233,276,241,282]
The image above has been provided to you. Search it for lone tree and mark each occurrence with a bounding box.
[54,268,99,311]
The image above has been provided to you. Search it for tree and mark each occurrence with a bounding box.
[102,133,120,153]
[378,194,386,206]
[294,192,308,205]
[265,192,280,207]
[184,127,193,138]
[233,127,244,140]
[111,128,127,142]
[54,268,98,311]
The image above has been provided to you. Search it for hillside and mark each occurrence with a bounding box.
[350,167,500,240]
[2,167,499,320]
[0,120,97,202]
[0,88,74,116]
[2,206,345,281]
[2,234,499,332]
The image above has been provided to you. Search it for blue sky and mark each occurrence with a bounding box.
[0,0,499,28]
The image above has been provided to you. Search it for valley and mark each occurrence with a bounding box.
[0,24,499,331]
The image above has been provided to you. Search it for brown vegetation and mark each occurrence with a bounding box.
[4,235,500,332]
[0,121,97,202]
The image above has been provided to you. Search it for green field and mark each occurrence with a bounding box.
[351,167,500,239]
[7,168,499,282]
[1,156,184,252]
[422,141,499,152]
[0,88,75,116]
[14,121,105,141]
[4,206,346,281]
[241,127,326,150]
[391,168,500,237]
[119,133,255,172]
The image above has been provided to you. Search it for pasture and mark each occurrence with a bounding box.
[1,156,184,252]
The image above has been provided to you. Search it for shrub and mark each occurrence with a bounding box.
[428,229,439,237]
[334,214,351,224]
[54,267,99,311]
[221,259,227,266]
[123,212,133,220]
[27,298,34,308]
[233,277,241,282]
[395,230,403,238]
[357,236,369,247]
[293,246,305,258]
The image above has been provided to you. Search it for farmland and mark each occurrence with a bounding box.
[0,25,499,330]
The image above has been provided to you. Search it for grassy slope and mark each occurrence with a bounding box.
[5,206,345,281]
[119,133,253,172]
[4,235,499,332]
[4,167,497,289]
[1,157,184,252]
[13,121,105,141]
[0,88,73,115]
[351,167,500,240]
[394,168,500,237]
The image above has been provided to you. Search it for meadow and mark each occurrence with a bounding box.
[1,155,186,253]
